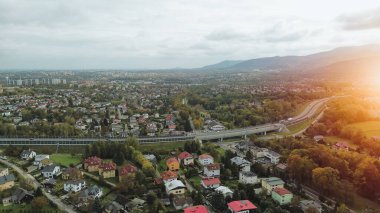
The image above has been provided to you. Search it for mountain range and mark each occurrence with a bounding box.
[199,44,380,75]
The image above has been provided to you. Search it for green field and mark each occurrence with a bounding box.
[345,121,380,137]
[50,153,82,167]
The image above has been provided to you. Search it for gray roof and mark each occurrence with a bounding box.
[12,188,34,203]
[0,174,15,184]
[88,185,102,195]
[240,171,257,177]
[42,164,59,173]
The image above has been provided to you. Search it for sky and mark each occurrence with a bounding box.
[0,0,380,70]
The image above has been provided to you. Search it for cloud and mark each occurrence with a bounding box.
[205,29,250,41]
[337,7,380,31]
[0,0,379,69]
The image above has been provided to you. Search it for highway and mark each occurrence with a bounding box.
[0,97,331,146]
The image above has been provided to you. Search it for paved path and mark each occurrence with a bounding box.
[180,175,195,193]
[83,171,116,187]
[0,159,76,213]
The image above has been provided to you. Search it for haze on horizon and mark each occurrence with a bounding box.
[1,0,380,70]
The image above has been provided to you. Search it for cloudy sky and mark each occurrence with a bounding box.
[1,0,380,69]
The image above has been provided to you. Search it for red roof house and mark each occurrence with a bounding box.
[184,205,208,213]
[99,162,117,171]
[118,165,138,181]
[178,152,194,166]
[273,187,292,196]
[335,142,349,150]
[228,200,257,213]
[201,177,221,189]
[84,156,102,172]
[161,171,178,182]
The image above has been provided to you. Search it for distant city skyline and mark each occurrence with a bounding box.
[0,0,380,70]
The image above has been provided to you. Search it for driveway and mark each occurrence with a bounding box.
[0,159,77,213]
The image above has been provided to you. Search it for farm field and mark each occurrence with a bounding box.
[345,121,380,138]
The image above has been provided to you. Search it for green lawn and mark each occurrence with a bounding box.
[50,153,82,167]
[286,119,313,134]
[345,121,380,137]
[0,203,61,212]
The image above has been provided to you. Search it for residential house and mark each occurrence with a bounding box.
[64,179,86,193]
[84,156,102,172]
[239,171,258,184]
[99,162,117,179]
[230,156,251,171]
[38,158,53,169]
[166,157,180,172]
[34,154,50,166]
[264,150,281,164]
[271,187,293,205]
[146,122,157,136]
[105,194,129,213]
[127,197,146,211]
[165,180,186,195]
[178,152,194,166]
[184,205,209,213]
[227,200,257,213]
[172,196,193,210]
[335,142,349,151]
[161,171,178,184]
[198,154,214,166]
[10,188,34,204]
[0,168,9,177]
[118,165,138,182]
[0,174,15,191]
[300,200,322,213]
[62,167,83,180]
[41,164,60,178]
[203,163,220,177]
[201,177,221,189]
[313,135,324,142]
[208,121,226,131]
[78,185,103,203]
[215,186,233,198]
[250,147,268,159]
[143,154,157,165]
[261,177,285,195]
[20,150,36,160]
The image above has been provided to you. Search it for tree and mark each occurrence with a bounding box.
[34,187,43,197]
[232,190,241,201]
[92,197,102,213]
[246,150,253,162]
[146,192,157,206]
[126,136,139,149]
[31,196,48,208]
[112,151,125,166]
[336,203,350,213]
[312,167,340,194]
[209,192,227,211]
[305,206,319,213]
